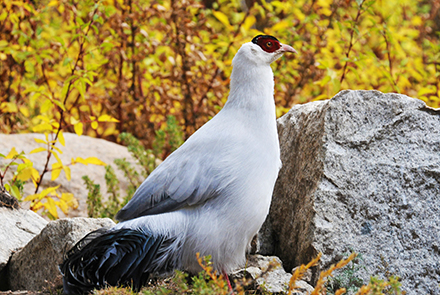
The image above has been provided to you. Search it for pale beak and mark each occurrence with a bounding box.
[280,43,297,54]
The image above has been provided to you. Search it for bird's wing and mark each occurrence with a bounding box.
[115,136,227,221]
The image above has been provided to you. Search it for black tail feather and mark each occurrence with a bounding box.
[60,228,164,294]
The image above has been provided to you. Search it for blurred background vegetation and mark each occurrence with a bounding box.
[1,0,439,150]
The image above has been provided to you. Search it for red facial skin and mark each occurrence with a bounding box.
[254,36,281,53]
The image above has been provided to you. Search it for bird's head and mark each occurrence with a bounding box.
[233,35,297,66]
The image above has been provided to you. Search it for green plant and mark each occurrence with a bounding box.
[153,115,185,159]
[113,158,141,200]
[83,167,124,220]
[326,252,365,294]
[83,175,103,218]
[103,165,123,214]
[356,276,405,295]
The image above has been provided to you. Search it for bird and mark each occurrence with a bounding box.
[60,35,297,294]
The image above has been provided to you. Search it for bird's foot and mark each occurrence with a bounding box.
[223,271,234,295]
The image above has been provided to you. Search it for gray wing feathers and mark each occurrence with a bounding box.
[115,148,222,221]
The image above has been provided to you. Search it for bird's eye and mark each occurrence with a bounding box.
[252,35,281,53]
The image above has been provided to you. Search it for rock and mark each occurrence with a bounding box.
[0,187,19,209]
[260,90,440,294]
[0,208,48,290]
[231,255,314,294]
[0,133,141,217]
[7,217,115,291]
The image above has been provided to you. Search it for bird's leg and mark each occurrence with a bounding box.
[223,271,234,294]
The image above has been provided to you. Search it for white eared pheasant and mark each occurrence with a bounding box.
[60,35,296,294]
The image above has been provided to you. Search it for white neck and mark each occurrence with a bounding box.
[224,59,275,116]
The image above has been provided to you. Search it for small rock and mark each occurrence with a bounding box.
[231,255,314,294]
[0,207,47,290]
[7,217,115,291]
[0,187,19,209]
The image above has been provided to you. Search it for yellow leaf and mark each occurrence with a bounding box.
[58,131,65,146]
[30,147,47,154]
[52,99,66,111]
[30,167,40,182]
[52,150,62,164]
[34,138,47,144]
[63,165,71,181]
[36,115,51,123]
[51,145,63,154]
[313,94,329,101]
[418,87,434,97]
[16,161,32,172]
[0,102,18,113]
[32,202,44,211]
[85,157,107,166]
[411,16,422,26]
[320,7,332,16]
[72,157,84,165]
[242,15,256,31]
[61,192,73,201]
[98,114,119,122]
[44,197,58,219]
[40,99,52,113]
[57,200,68,214]
[51,162,63,181]
[212,11,232,30]
[39,185,60,198]
[48,0,58,6]
[74,122,83,136]
[33,123,53,132]
[315,75,331,87]
[19,106,29,117]
[74,157,107,166]
[22,158,31,164]
[70,117,79,125]
[271,20,290,32]
[16,167,33,181]
[91,121,98,130]
[61,192,78,209]
[5,147,18,159]
[293,8,306,21]
[24,194,40,202]
[6,184,21,200]
[103,124,117,137]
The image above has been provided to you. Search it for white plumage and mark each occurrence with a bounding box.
[61,35,296,294]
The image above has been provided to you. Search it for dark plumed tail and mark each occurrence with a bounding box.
[60,228,164,294]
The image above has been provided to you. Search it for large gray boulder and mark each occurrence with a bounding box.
[260,90,440,294]
[0,207,47,290]
[7,217,115,291]
[0,133,141,217]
